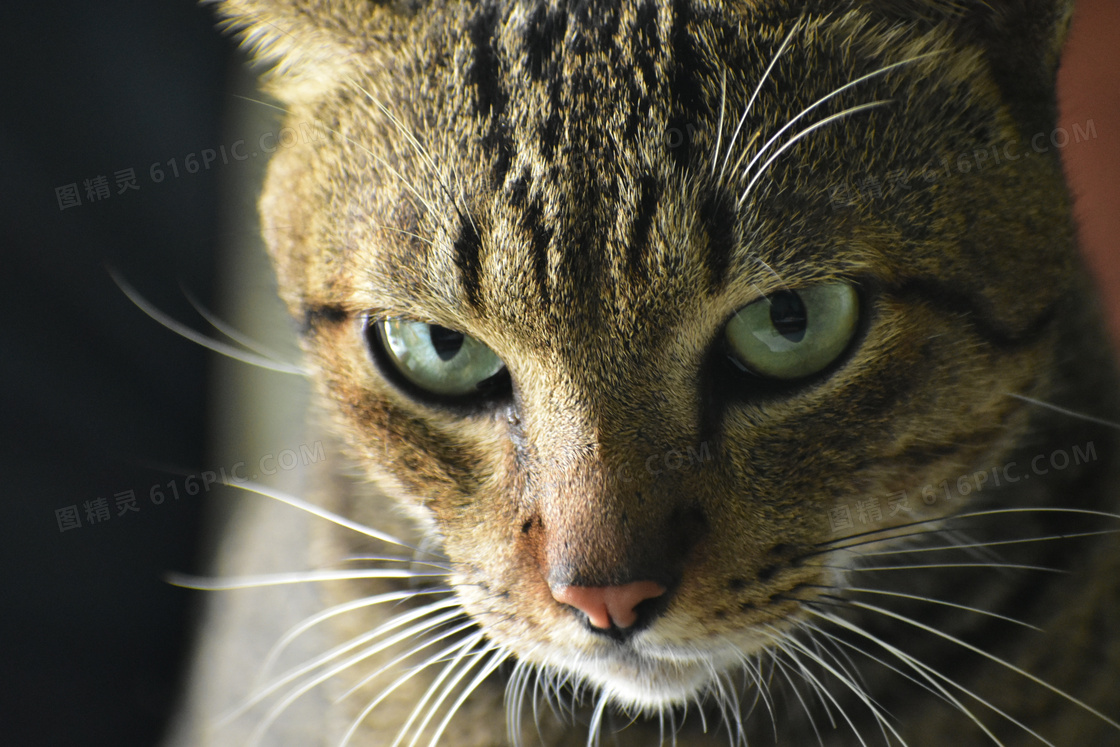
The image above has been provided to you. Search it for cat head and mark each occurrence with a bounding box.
[216,0,1082,715]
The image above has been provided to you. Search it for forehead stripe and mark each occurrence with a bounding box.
[453,218,485,310]
[468,2,514,184]
[627,173,661,280]
[699,190,737,292]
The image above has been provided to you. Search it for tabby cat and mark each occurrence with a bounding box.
[169,0,1120,744]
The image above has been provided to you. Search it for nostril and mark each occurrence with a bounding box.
[551,581,666,630]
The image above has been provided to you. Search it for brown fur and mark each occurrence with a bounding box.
[182,0,1120,743]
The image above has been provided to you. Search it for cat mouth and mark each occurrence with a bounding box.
[512,591,802,709]
[535,638,750,709]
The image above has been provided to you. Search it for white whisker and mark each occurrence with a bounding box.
[766,630,879,747]
[809,608,1048,745]
[231,91,288,114]
[843,586,1040,631]
[737,100,893,208]
[586,689,609,747]
[232,602,463,733]
[716,19,801,181]
[369,221,438,248]
[189,479,415,549]
[337,619,480,746]
[348,79,478,236]
[726,647,772,740]
[396,632,492,747]
[170,568,444,591]
[846,600,1120,732]
[802,620,956,710]
[245,606,465,747]
[180,285,295,361]
[856,528,1120,557]
[341,554,451,570]
[825,506,1120,547]
[777,624,908,746]
[1007,393,1120,430]
[835,561,1064,574]
[109,269,309,375]
[427,648,511,747]
[771,652,826,747]
[503,659,532,745]
[257,588,452,685]
[707,672,741,747]
[235,79,458,242]
[710,68,727,178]
[735,51,940,189]
[949,507,1120,523]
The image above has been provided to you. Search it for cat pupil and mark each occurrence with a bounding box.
[769,291,807,342]
[428,325,465,361]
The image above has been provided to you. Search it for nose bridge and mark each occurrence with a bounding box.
[535,454,631,586]
[516,351,708,584]
[523,359,694,462]
[529,436,708,590]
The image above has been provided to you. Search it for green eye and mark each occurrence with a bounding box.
[725,282,859,380]
[372,319,506,396]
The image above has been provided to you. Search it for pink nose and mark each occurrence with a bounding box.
[551,581,666,629]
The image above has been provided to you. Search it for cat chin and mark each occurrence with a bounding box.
[531,645,744,711]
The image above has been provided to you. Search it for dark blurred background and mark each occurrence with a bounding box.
[2,2,232,745]
[1,1,1117,746]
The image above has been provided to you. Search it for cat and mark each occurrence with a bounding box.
[166,0,1120,744]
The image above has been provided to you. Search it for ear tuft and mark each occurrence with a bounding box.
[207,0,395,104]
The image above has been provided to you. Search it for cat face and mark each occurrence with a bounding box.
[216,0,1112,738]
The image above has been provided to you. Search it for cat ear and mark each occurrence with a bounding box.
[869,0,1075,133]
[871,0,1074,67]
[207,0,399,104]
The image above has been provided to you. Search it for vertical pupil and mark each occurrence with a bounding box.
[769,291,807,342]
[428,325,465,361]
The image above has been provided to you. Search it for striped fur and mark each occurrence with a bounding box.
[195,1,1120,744]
